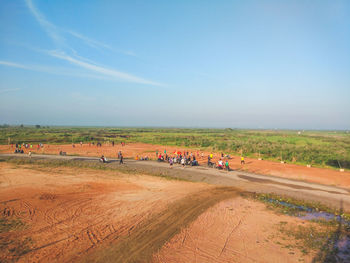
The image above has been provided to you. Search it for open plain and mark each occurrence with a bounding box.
[0,160,326,263]
[1,132,350,263]
[1,151,350,262]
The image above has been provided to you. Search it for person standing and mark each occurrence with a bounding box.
[181,157,185,167]
[120,154,124,164]
[225,160,229,171]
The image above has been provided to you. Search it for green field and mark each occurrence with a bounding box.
[1,126,349,169]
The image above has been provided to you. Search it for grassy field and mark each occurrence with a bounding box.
[0,126,349,169]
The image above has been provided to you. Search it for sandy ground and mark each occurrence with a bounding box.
[153,197,315,263]
[0,162,319,262]
[0,162,208,262]
[1,143,350,189]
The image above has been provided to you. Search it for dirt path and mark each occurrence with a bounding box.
[84,187,239,263]
[153,196,316,263]
[1,143,349,189]
[2,153,350,211]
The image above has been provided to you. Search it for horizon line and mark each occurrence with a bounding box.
[0,124,349,132]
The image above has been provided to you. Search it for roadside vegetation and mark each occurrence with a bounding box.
[254,193,347,218]
[1,126,349,169]
[251,193,350,261]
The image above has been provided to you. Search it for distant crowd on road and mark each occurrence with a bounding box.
[151,150,245,171]
[12,142,43,154]
[155,150,199,167]
[9,141,247,171]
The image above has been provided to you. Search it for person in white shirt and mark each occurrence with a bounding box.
[218,160,223,168]
[181,158,185,167]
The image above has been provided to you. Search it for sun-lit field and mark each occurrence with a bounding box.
[1,126,350,261]
[1,126,350,169]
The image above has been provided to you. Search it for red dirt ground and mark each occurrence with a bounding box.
[0,162,319,263]
[1,143,349,188]
[0,162,208,262]
[153,197,315,263]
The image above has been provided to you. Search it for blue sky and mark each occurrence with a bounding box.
[0,0,349,129]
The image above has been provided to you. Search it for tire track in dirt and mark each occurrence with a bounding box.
[219,219,242,257]
[83,186,240,263]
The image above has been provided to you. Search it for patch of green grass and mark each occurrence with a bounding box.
[277,220,350,262]
[278,222,335,255]
[0,216,32,262]
[248,192,350,260]
[251,192,348,218]
[0,235,32,261]
[0,217,25,233]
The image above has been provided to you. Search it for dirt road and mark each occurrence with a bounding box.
[1,143,349,189]
[2,153,350,211]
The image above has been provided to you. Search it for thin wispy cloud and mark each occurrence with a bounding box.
[0,61,30,70]
[48,50,162,86]
[67,31,137,56]
[67,30,113,51]
[118,50,137,57]
[24,0,157,85]
[0,60,107,80]
[0,88,21,94]
[25,0,64,47]
[25,0,136,56]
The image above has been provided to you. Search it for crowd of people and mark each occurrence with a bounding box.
[9,141,247,172]
[14,148,24,154]
[12,142,44,154]
[92,147,243,171]
[207,154,230,170]
[155,151,200,167]
[135,156,150,161]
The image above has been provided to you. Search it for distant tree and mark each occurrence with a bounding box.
[35,125,41,128]
[20,124,24,128]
